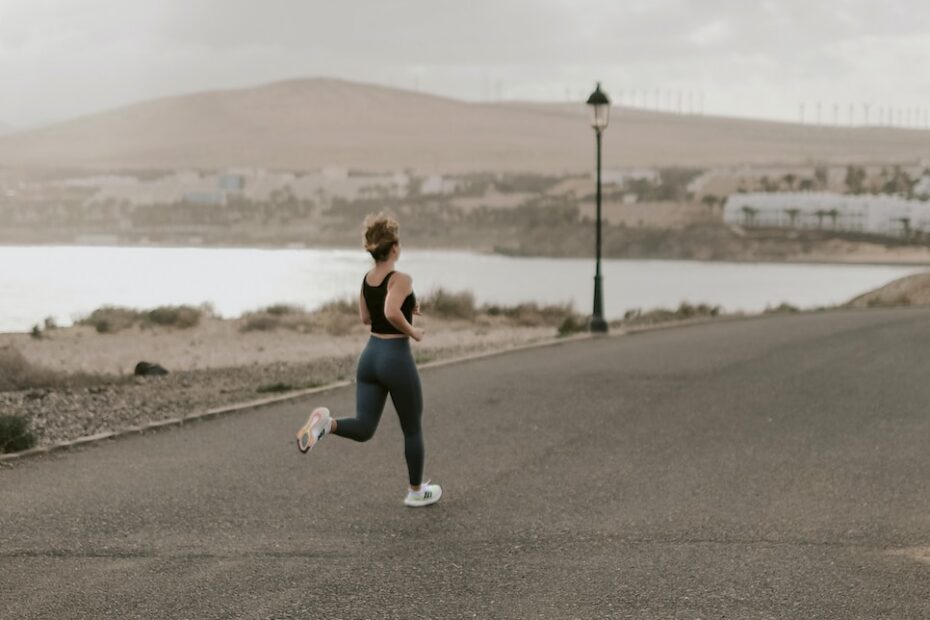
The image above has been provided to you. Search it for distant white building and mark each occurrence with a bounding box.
[723,192,930,236]
[601,168,659,185]
[183,191,227,206]
[913,175,930,198]
[85,168,410,206]
[420,175,459,195]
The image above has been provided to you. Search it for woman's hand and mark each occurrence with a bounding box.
[411,327,425,342]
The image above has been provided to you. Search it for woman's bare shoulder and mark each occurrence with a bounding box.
[388,271,413,288]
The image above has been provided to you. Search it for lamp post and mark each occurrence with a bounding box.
[586,82,610,333]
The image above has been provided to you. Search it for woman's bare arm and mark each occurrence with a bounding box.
[359,286,372,326]
[384,273,423,341]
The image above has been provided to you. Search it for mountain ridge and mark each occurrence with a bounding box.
[0,77,927,173]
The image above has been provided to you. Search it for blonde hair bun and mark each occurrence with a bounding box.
[363,212,400,261]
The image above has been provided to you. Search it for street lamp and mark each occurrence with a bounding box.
[586,82,610,333]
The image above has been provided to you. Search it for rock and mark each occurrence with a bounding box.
[134,361,169,376]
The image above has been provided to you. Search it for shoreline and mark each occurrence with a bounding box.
[3,240,930,268]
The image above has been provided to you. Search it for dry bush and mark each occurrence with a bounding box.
[146,305,202,328]
[264,304,302,316]
[79,304,205,333]
[0,346,114,391]
[557,314,587,336]
[0,346,59,391]
[318,298,357,315]
[621,302,721,326]
[240,312,285,332]
[424,288,476,320]
[240,301,358,335]
[481,300,578,327]
[764,302,800,314]
[313,306,359,336]
[78,306,141,333]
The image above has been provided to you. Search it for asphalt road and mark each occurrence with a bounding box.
[2,308,930,619]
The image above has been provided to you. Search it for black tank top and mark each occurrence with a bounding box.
[362,271,416,335]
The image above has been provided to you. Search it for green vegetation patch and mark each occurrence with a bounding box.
[0,414,36,453]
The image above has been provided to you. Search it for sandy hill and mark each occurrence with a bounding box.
[0,78,927,173]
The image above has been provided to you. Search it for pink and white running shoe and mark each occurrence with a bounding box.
[296,407,332,454]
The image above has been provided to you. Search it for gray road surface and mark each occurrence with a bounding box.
[2,308,930,619]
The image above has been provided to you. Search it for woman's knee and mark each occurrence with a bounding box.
[357,427,376,442]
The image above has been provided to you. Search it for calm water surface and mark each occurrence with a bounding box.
[1,245,924,332]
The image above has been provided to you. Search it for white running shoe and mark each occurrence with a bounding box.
[296,407,331,453]
[403,480,442,507]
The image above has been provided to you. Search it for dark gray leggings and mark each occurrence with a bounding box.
[333,336,424,486]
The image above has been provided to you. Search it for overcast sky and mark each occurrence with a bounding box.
[1,0,929,128]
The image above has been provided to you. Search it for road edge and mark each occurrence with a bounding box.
[0,313,753,464]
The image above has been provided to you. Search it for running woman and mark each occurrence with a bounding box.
[296,213,442,507]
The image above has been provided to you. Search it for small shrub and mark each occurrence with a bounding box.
[0,414,36,453]
[480,300,577,327]
[78,306,142,333]
[318,298,357,315]
[765,302,800,314]
[315,309,358,336]
[621,302,721,326]
[557,314,587,337]
[30,325,42,340]
[0,346,117,392]
[241,313,281,332]
[43,316,57,330]
[426,288,476,320]
[145,305,202,328]
[241,302,357,335]
[0,346,57,391]
[265,304,301,316]
[79,304,203,332]
[256,382,294,394]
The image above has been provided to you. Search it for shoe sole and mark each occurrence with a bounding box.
[404,486,442,507]
[296,407,329,453]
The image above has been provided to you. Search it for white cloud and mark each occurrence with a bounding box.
[0,0,927,126]
[688,19,732,47]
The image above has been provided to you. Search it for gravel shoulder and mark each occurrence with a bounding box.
[1,318,556,448]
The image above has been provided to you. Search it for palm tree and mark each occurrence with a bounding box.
[785,208,801,228]
[814,210,826,229]
[741,206,759,227]
[814,166,828,190]
[827,209,839,229]
[895,217,912,239]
